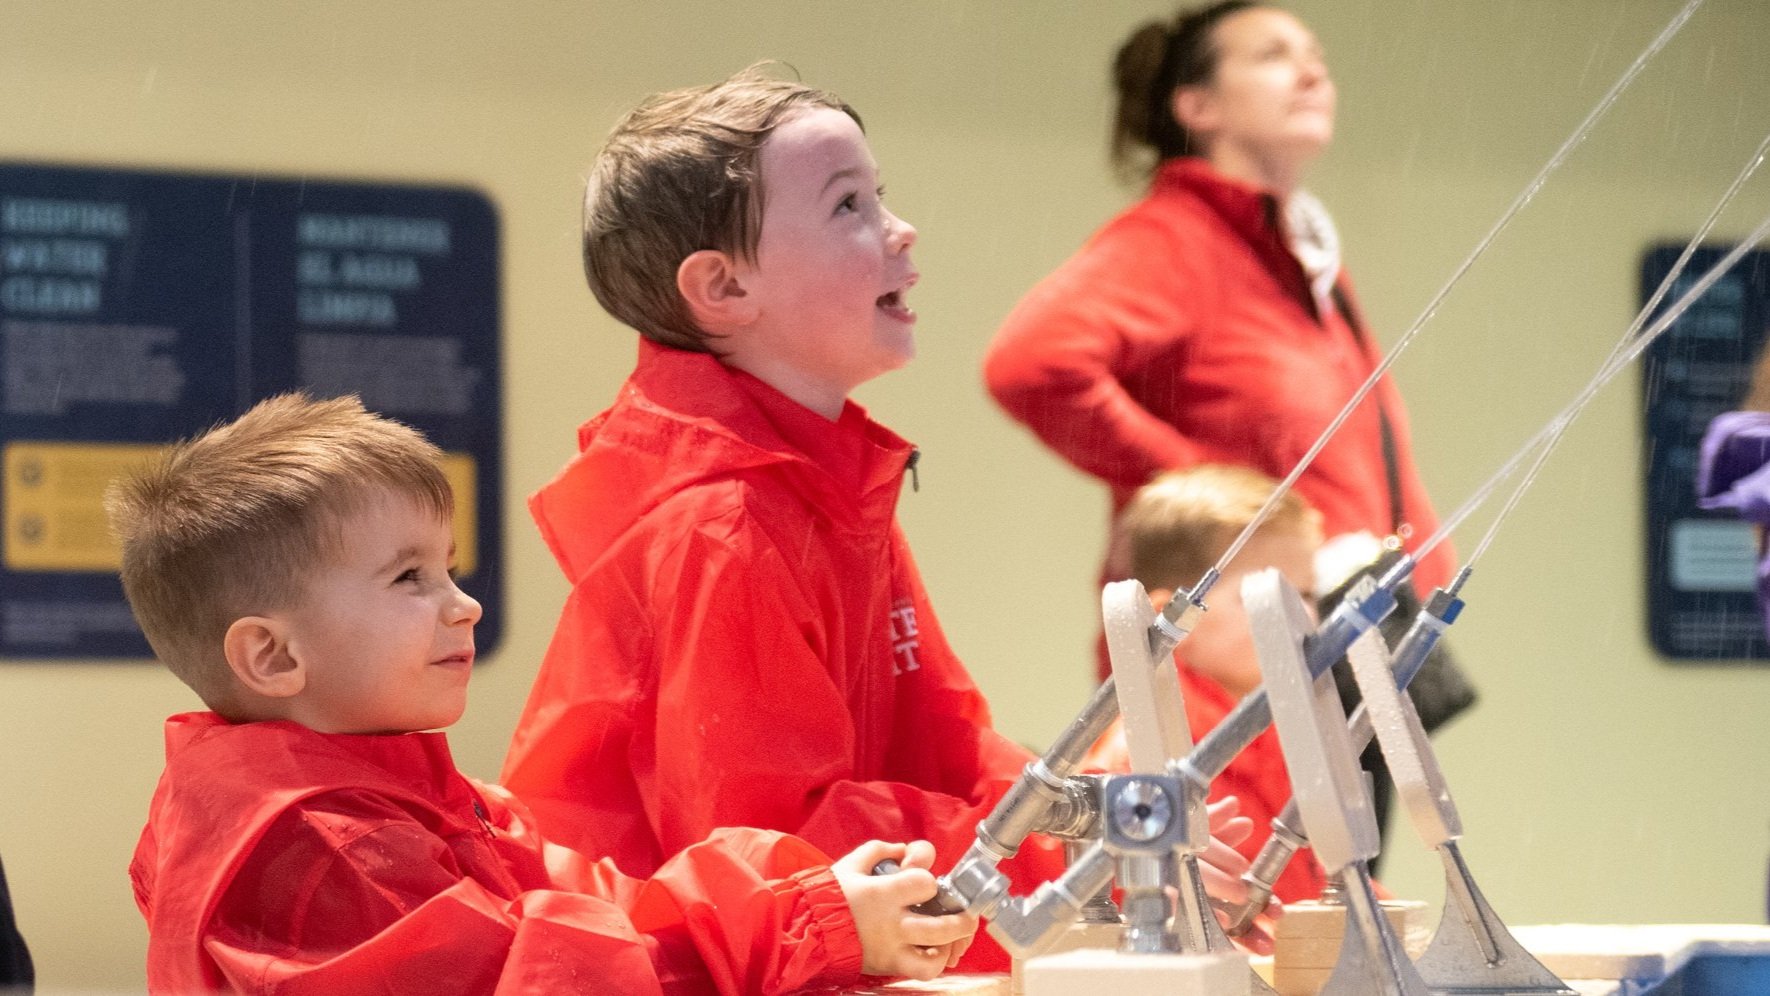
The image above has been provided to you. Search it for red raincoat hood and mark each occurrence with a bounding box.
[531,341,918,585]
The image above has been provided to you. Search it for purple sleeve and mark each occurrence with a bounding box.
[1696,411,1770,523]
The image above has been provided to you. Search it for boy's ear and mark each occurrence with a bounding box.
[677,249,759,333]
[223,616,306,699]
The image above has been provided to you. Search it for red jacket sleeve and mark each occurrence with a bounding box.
[202,793,861,995]
[984,215,1215,492]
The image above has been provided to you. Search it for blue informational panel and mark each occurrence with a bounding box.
[0,163,501,660]
[1641,244,1770,661]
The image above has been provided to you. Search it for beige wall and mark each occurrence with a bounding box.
[3,1,1768,990]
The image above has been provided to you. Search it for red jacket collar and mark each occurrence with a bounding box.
[159,711,462,788]
[134,713,471,949]
[619,339,914,476]
[534,341,918,583]
[1152,157,1323,322]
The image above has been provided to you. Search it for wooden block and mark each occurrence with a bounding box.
[1273,935,1355,967]
[1275,899,1426,938]
[1008,921,1121,995]
[1272,899,1430,994]
[1271,965,1332,996]
[1274,900,1354,940]
[1022,949,1250,996]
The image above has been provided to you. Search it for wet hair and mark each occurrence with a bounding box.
[1119,463,1322,593]
[105,393,452,716]
[581,63,860,352]
[1110,0,1262,179]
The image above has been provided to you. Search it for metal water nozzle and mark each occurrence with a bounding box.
[1176,557,1411,794]
[1223,571,1465,936]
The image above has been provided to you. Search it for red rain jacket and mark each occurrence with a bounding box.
[986,157,1454,663]
[132,712,862,994]
[501,342,1064,971]
[1083,663,1328,904]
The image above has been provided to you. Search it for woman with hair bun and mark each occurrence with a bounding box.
[986,2,1460,683]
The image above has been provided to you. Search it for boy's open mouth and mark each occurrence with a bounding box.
[877,288,915,321]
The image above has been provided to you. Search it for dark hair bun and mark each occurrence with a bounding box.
[1113,21,1172,153]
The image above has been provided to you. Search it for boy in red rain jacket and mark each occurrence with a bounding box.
[112,392,974,994]
[500,65,1261,972]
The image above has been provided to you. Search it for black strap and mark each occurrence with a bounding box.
[1376,406,1405,534]
[1267,196,1407,534]
[1333,284,1405,532]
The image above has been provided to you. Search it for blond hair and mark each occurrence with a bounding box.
[105,393,451,716]
[582,63,858,352]
[1120,464,1322,591]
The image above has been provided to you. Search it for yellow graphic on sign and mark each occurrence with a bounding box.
[438,453,479,578]
[4,441,478,576]
[4,442,163,572]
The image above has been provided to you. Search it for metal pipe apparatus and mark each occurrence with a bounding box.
[921,556,1415,952]
[1172,556,1407,797]
[1224,568,1470,937]
[911,574,1219,918]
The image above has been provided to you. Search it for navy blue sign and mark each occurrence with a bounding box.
[1,163,501,660]
[1641,244,1770,661]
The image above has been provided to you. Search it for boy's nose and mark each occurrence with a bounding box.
[449,586,483,625]
[887,211,917,253]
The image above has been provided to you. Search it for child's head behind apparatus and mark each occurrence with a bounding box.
[106,393,460,723]
[583,63,859,353]
[1121,464,1322,697]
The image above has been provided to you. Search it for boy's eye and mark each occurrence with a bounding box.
[395,567,421,584]
[836,193,857,214]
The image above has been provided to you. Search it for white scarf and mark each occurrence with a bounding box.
[1283,188,1342,313]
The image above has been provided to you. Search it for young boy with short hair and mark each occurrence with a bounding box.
[500,66,1258,971]
[1086,464,1332,904]
[114,392,974,994]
